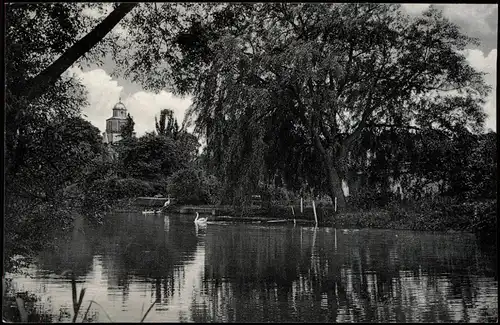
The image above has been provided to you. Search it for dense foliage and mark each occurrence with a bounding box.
[120,113,136,139]
[156,109,180,139]
[115,4,491,209]
[167,167,221,205]
[346,128,497,207]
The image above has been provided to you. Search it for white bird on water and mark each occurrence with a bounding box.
[163,198,171,207]
[194,212,208,225]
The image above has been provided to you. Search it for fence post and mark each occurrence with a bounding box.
[312,199,318,227]
[334,228,337,252]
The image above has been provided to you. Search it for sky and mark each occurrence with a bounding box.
[68,4,497,136]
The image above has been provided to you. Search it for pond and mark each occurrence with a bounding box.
[5,212,498,322]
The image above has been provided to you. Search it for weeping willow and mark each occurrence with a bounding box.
[184,35,272,206]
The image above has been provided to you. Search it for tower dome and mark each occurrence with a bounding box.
[111,98,127,119]
[113,101,126,110]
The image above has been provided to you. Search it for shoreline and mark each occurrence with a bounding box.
[109,201,496,235]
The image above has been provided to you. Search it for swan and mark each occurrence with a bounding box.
[163,198,171,207]
[194,212,208,225]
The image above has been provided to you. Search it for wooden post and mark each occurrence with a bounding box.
[334,197,337,213]
[334,228,337,252]
[312,199,318,226]
[300,227,303,249]
[300,197,303,214]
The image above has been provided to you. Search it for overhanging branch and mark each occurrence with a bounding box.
[16,3,137,102]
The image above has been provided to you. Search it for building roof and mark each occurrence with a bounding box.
[113,101,126,110]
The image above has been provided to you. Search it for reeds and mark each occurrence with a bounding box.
[82,300,113,322]
[140,301,156,322]
[61,270,86,323]
[3,269,159,323]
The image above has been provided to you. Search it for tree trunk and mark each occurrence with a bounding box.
[325,155,347,210]
[311,132,347,210]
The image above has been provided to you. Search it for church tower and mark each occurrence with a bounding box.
[102,98,129,144]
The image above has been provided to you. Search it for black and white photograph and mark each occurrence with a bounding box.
[3,3,497,323]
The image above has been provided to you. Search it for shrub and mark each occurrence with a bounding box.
[347,187,398,211]
[167,167,221,205]
[81,176,168,218]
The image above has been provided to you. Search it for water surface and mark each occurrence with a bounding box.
[6,212,498,322]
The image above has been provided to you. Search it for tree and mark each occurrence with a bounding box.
[5,3,136,178]
[347,126,497,203]
[155,109,179,139]
[444,130,497,200]
[346,127,447,203]
[5,116,105,269]
[117,132,180,180]
[121,113,136,138]
[167,167,218,205]
[113,4,491,209]
[176,131,201,164]
[7,116,104,201]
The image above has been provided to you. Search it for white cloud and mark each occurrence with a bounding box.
[67,66,192,136]
[441,4,497,36]
[401,4,498,54]
[400,3,495,29]
[464,49,497,131]
[67,67,123,133]
[123,91,192,136]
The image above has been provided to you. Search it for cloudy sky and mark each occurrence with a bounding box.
[69,4,497,136]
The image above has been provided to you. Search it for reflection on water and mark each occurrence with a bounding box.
[6,212,498,323]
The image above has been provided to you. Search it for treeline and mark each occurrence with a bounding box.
[346,127,497,206]
[103,3,495,212]
[83,108,221,215]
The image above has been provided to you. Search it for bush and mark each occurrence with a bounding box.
[347,187,398,211]
[383,197,496,232]
[109,178,157,199]
[167,167,221,205]
[4,195,81,274]
[81,176,168,217]
[86,177,165,200]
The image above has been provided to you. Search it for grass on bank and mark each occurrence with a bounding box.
[234,198,497,233]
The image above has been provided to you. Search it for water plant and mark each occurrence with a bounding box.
[3,270,159,323]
